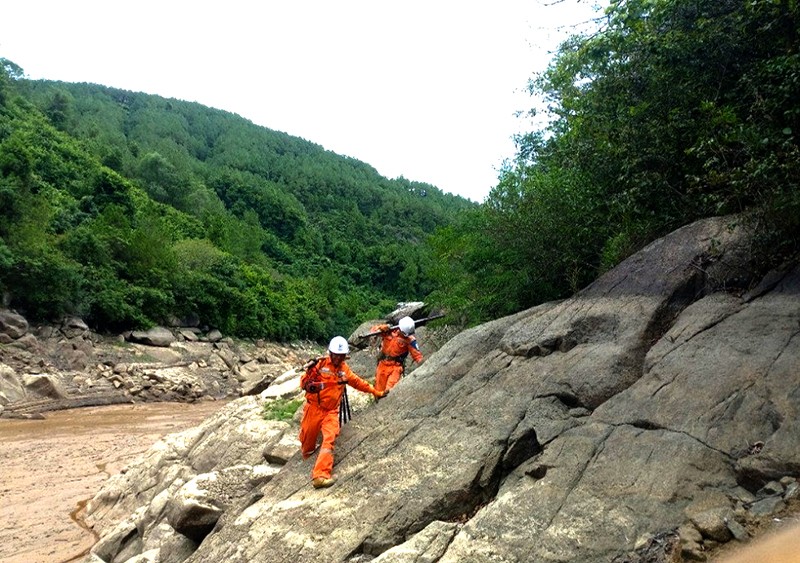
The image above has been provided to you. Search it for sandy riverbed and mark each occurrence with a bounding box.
[0,400,228,563]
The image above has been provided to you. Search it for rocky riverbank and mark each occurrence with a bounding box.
[0,311,324,561]
[0,311,324,563]
[0,311,325,419]
[8,224,800,563]
[0,304,453,562]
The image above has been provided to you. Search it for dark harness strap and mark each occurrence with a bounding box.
[377,352,406,364]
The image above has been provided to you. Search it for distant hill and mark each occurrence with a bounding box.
[0,60,474,339]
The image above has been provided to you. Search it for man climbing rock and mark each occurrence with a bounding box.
[371,316,423,393]
[299,336,387,488]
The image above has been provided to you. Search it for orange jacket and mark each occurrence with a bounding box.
[372,324,424,364]
[300,356,377,411]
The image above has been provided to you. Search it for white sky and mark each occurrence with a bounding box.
[1,1,600,202]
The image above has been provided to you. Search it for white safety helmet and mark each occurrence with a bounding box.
[328,336,349,355]
[398,316,415,336]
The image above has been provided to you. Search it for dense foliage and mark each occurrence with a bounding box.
[4,0,797,336]
[0,62,473,339]
[429,0,800,324]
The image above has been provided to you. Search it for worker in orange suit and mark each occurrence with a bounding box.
[371,316,424,393]
[299,336,387,489]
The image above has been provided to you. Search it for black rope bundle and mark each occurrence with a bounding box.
[339,387,351,426]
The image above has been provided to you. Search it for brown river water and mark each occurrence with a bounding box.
[0,400,228,563]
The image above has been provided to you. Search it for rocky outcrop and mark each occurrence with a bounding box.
[0,318,323,418]
[80,214,800,563]
[0,310,28,341]
[83,397,292,554]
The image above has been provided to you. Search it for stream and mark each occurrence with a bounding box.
[0,400,228,563]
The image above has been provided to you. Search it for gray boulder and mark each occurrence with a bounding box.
[23,374,67,400]
[0,364,25,405]
[61,316,90,339]
[387,302,427,323]
[129,327,176,347]
[166,464,280,541]
[162,216,748,562]
[0,310,28,339]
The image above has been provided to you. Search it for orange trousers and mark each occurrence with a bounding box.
[374,361,403,393]
[298,402,340,480]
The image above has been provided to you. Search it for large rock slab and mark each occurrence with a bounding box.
[84,216,800,563]
[595,262,800,476]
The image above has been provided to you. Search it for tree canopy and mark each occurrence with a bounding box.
[4,0,798,336]
[429,0,800,324]
[0,61,473,339]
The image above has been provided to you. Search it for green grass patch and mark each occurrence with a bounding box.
[262,398,303,421]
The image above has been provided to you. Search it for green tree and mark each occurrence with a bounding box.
[432,0,800,326]
[137,151,183,205]
[529,0,800,252]
[0,58,23,104]
[46,90,73,130]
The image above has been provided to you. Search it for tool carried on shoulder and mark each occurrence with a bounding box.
[357,313,445,341]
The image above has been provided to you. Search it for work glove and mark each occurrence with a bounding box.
[373,389,389,401]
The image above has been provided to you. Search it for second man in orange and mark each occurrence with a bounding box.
[371,316,424,394]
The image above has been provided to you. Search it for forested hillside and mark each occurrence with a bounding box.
[428,0,800,323]
[0,60,472,340]
[3,0,797,338]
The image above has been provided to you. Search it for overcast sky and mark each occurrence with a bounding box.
[1,1,600,202]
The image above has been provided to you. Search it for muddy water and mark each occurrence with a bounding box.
[0,400,228,563]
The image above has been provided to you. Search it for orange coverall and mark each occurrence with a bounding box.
[372,324,424,393]
[299,356,380,480]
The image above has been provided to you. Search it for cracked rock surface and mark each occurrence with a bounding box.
[79,215,800,563]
